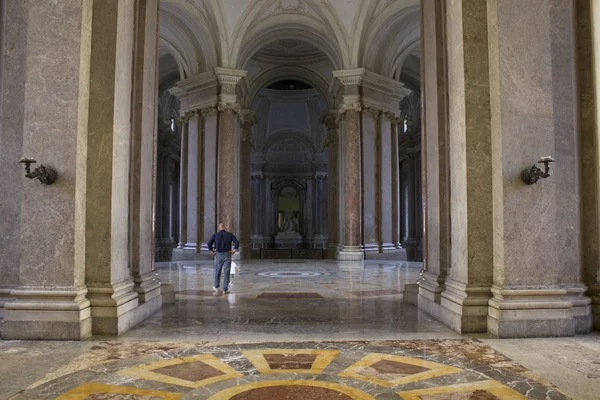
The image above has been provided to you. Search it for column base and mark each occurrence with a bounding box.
[487,286,575,338]
[1,287,91,340]
[364,247,407,260]
[239,241,252,260]
[134,271,162,303]
[0,287,15,319]
[177,242,185,249]
[562,285,592,334]
[363,242,379,253]
[588,284,600,331]
[438,280,491,333]
[87,279,141,336]
[336,245,364,261]
[403,283,419,306]
[183,242,198,251]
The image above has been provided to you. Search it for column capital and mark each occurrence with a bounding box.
[215,67,247,112]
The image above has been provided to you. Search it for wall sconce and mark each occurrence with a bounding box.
[19,158,58,185]
[521,156,554,185]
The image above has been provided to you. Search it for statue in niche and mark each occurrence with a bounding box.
[279,210,299,233]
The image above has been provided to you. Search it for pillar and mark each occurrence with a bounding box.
[578,0,600,331]
[0,0,25,316]
[202,107,218,251]
[333,69,364,260]
[379,113,395,252]
[130,0,161,304]
[401,150,418,260]
[183,112,200,250]
[486,0,585,337]
[1,0,93,340]
[84,0,141,335]
[239,110,256,259]
[177,119,188,249]
[323,112,339,259]
[418,0,450,320]
[362,107,380,254]
[215,68,247,234]
[391,119,402,249]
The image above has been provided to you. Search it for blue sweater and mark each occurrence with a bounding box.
[207,230,240,253]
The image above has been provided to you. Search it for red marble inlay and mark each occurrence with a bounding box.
[152,360,225,382]
[84,394,155,400]
[370,359,430,375]
[263,353,318,370]
[256,292,324,299]
[230,386,353,400]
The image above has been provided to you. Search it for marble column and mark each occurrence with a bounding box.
[1,0,93,340]
[437,0,494,334]
[361,107,380,254]
[184,112,200,250]
[391,119,402,249]
[0,0,25,317]
[130,0,160,304]
[202,108,218,251]
[578,0,600,331]
[341,105,362,259]
[379,113,395,252]
[215,68,247,234]
[333,69,365,260]
[239,110,256,259]
[84,0,141,336]
[177,119,188,249]
[418,0,450,320]
[323,112,339,258]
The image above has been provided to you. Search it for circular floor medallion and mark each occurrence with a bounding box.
[256,270,323,278]
[208,380,375,400]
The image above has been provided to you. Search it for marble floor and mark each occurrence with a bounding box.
[1,259,599,399]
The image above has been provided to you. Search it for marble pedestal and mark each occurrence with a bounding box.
[275,232,303,249]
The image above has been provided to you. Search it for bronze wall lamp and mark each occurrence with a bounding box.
[19,158,58,185]
[522,156,554,185]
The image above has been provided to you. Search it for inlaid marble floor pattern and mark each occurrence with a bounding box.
[10,339,570,399]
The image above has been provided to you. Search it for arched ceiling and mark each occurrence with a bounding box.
[158,0,422,84]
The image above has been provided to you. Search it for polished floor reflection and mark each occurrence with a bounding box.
[120,259,460,342]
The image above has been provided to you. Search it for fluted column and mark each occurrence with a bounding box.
[177,119,188,249]
[323,112,339,258]
[333,69,365,260]
[239,110,256,259]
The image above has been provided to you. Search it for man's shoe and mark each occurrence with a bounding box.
[223,288,229,294]
[213,286,219,292]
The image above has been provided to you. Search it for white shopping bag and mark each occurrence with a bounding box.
[231,261,237,274]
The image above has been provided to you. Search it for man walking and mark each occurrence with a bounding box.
[207,223,239,294]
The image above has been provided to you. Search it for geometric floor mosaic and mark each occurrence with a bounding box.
[25,339,570,399]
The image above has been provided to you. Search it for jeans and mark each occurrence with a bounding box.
[214,252,231,290]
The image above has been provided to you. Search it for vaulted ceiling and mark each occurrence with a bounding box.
[158,0,421,88]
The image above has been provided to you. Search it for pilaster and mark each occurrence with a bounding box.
[323,111,340,259]
[239,109,257,259]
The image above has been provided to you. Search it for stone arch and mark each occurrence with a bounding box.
[159,0,219,76]
[360,0,420,78]
[244,66,334,109]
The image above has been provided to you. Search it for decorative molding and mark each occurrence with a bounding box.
[332,68,366,86]
[362,106,381,119]
[267,0,311,17]
[217,102,241,114]
[338,102,362,114]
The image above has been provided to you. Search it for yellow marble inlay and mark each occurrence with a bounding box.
[242,348,340,374]
[339,353,462,387]
[118,354,242,388]
[207,379,376,400]
[397,380,527,399]
[55,382,183,399]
